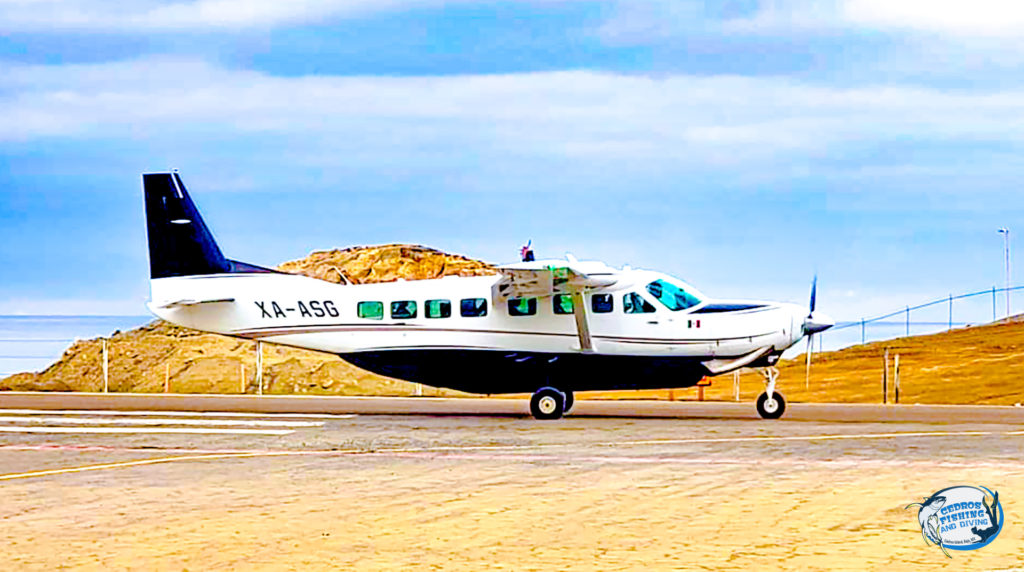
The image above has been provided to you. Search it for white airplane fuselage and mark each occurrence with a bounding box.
[151,272,807,358]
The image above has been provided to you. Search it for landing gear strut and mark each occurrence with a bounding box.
[530,387,566,420]
[755,367,786,420]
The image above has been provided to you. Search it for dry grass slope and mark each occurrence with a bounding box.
[694,319,1024,405]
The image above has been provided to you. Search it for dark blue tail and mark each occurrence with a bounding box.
[143,172,273,279]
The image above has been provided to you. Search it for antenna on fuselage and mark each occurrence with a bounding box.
[520,240,535,262]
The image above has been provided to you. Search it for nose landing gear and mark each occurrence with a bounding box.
[755,367,786,419]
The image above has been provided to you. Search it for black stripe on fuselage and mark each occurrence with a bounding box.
[340,349,710,394]
[230,323,778,344]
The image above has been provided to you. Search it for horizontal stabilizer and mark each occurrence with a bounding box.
[156,297,236,309]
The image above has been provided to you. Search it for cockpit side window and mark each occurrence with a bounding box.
[646,279,701,311]
[623,292,656,314]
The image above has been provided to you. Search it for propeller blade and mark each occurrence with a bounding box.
[809,275,818,316]
[805,335,812,390]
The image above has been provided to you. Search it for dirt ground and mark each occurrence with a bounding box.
[1,414,1022,571]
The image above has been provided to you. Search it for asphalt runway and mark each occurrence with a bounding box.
[3,391,1024,423]
[1,403,1023,570]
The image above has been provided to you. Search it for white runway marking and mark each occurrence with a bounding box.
[0,409,356,419]
[0,416,323,428]
[0,427,294,435]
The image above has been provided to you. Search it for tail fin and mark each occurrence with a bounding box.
[143,172,233,279]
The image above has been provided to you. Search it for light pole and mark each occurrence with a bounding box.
[998,227,1011,318]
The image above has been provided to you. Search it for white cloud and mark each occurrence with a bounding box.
[604,0,1024,38]
[0,0,476,31]
[841,0,1024,36]
[4,57,1024,165]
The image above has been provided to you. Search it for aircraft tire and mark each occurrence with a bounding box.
[530,387,565,420]
[756,391,786,420]
[562,390,575,414]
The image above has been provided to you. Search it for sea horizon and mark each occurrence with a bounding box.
[0,315,154,377]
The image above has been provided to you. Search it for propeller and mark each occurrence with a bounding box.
[802,276,834,390]
[805,276,816,389]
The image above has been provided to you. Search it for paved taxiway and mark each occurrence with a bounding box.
[1,403,1023,570]
[3,391,1024,423]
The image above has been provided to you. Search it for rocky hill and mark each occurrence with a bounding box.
[0,244,495,395]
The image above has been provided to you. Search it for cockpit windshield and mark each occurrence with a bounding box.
[646,279,702,311]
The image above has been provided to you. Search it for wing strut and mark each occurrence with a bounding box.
[569,288,594,353]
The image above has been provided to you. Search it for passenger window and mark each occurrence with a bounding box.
[646,279,702,311]
[553,294,574,315]
[508,298,537,316]
[623,292,656,314]
[390,300,417,319]
[357,301,383,320]
[592,293,613,313]
[460,298,488,317]
[425,299,451,319]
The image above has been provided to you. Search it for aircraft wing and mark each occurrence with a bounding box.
[493,258,618,354]
[492,259,618,301]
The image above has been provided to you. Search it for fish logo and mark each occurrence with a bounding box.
[907,485,1003,558]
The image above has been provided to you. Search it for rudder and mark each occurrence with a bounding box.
[143,172,231,279]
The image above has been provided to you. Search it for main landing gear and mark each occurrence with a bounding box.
[755,367,786,420]
[530,387,574,420]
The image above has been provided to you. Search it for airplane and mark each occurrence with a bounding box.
[143,172,834,420]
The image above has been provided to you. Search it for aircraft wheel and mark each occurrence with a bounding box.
[756,391,786,420]
[562,390,575,414]
[530,387,565,420]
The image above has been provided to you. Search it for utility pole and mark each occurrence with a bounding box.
[999,227,1011,318]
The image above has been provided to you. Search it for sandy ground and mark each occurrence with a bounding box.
[1,413,1022,571]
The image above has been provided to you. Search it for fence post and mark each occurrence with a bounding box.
[240,362,246,394]
[102,338,109,394]
[734,370,740,402]
[883,348,889,404]
[861,318,866,344]
[256,341,263,396]
[894,353,900,404]
[905,306,910,337]
[948,294,953,330]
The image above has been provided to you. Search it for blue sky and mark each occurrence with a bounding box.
[2,0,1024,336]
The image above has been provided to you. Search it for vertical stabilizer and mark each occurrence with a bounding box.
[143,172,231,279]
